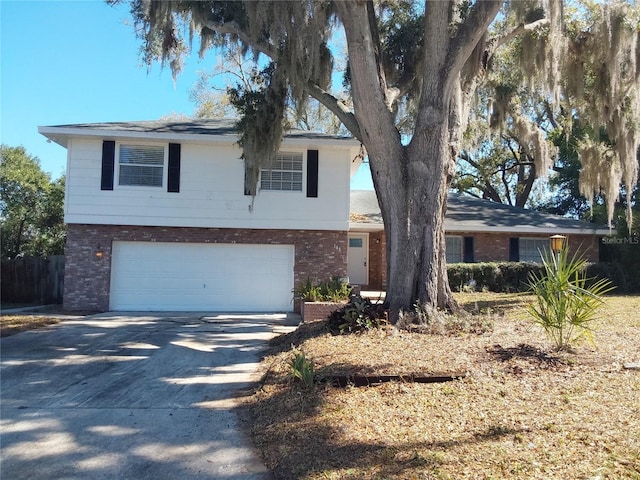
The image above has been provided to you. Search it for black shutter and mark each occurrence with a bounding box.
[167,143,181,193]
[463,237,474,263]
[509,237,520,261]
[101,140,115,190]
[306,149,319,198]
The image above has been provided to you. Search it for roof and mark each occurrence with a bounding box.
[349,190,610,235]
[38,118,361,148]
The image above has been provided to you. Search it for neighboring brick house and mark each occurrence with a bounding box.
[348,190,610,290]
[39,120,361,312]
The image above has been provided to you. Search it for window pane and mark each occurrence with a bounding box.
[120,145,164,165]
[519,238,549,263]
[119,165,163,187]
[118,144,164,187]
[260,151,303,191]
[445,236,463,263]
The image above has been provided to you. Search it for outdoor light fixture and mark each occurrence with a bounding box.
[549,235,566,254]
[95,251,104,258]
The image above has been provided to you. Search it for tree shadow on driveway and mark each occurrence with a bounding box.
[1,312,299,480]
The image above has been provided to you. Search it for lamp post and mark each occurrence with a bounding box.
[549,234,566,264]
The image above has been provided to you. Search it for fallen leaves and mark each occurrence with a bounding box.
[243,294,640,479]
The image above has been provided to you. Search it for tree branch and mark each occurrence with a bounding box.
[484,182,503,203]
[459,150,481,170]
[202,20,277,59]
[448,1,502,76]
[501,167,513,206]
[492,18,550,51]
[305,82,362,140]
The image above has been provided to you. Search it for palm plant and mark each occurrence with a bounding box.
[526,246,614,350]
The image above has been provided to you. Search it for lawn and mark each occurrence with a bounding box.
[242,293,640,479]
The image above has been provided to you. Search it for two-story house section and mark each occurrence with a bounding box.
[39,119,362,312]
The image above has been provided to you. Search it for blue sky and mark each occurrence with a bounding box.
[1,0,373,188]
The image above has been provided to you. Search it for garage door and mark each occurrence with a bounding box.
[110,241,294,311]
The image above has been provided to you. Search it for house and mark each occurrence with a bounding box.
[349,190,610,290]
[39,119,362,312]
[39,119,609,312]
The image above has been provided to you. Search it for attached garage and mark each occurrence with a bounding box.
[109,241,295,312]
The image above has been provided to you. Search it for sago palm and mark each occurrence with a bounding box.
[526,247,614,350]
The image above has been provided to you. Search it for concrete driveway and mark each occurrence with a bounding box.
[1,312,299,479]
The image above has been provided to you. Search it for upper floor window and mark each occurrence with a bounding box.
[118,144,165,187]
[260,152,303,192]
[445,235,463,263]
[519,238,550,263]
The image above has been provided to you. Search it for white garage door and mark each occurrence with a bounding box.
[110,241,294,312]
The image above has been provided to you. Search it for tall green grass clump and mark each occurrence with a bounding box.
[526,247,614,350]
[288,348,315,388]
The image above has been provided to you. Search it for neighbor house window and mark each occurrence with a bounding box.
[260,152,303,191]
[519,238,549,263]
[118,144,165,187]
[446,236,463,263]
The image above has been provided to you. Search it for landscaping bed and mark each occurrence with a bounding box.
[241,293,640,479]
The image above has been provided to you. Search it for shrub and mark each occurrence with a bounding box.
[326,296,387,335]
[447,262,544,293]
[447,261,636,294]
[586,261,639,293]
[526,247,615,350]
[294,276,351,302]
[600,237,640,293]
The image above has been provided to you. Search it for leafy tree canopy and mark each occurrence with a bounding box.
[0,145,65,259]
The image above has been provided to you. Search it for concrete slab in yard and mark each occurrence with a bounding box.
[0,312,299,479]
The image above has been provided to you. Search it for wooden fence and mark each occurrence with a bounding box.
[1,256,65,305]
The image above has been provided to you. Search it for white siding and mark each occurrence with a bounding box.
[65,138,352,230]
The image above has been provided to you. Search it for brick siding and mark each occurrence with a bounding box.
[301,301,346,322]
[365,231,601,290]
[63,224,347,312]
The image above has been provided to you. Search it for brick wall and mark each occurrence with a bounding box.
[64,224,347,311]
[301,301,346,322]
[472,232,600,263]
[365,231,602,290]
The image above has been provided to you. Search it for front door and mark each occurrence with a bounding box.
[347,233,368,285]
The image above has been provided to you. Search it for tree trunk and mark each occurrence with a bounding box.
[336,0,462,323]
[335,0,500,323]
[375,121,458,323]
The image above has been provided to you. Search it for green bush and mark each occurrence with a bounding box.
[599,238,640,293]
[585,262,631,293]
[526,248,615,350]
[447,262,544,293]
[294,276,352,302]
[327,296,387,335]
[446,260,638,294]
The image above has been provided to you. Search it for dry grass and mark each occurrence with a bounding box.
[242,293,640,479]
[0,314,63,337]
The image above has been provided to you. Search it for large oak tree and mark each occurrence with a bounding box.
[116,0,639,322]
